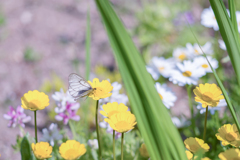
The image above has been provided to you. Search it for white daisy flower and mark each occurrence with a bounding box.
[197,99,227,115]
[172,47,190,62]
[186,42,213,57]
[155,82,177,109]
[40,123,63,146]
[218,39,226,50]
[88,139,99,149]
[201,6,219,31]
[169,60,206,86]
[193,56,218,73]
[146,57,176,80]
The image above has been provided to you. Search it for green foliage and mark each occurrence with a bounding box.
[94,0,187,159]
[23,47,41,62]
[20,136,33,160]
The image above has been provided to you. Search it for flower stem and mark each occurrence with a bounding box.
[113,130,116,160]
[121,133,124,160]
[69,120,77,139]
[186,84,196,136]
[203,106,208,141]
[95,100,102,159]
[34,111,38,143]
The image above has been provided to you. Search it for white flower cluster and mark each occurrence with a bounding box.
[147,42,218,86]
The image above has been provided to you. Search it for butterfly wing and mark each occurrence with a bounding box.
[68,73,93,99]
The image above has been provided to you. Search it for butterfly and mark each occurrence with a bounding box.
[68,73,96,100]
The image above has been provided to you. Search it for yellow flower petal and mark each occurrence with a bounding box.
[193,83,224,107]
[21,90,49,111]
[32,142,52,159]
[59,140,86,160]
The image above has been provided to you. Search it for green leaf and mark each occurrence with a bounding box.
[94,0,187,159]
[20,136,32,160]
[210,0,240,87]
[209,0,240,132]
[85,9,91,80]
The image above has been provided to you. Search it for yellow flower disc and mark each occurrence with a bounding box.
[218,148,240,160]
[31,142,52,159]
[100,102,128,118]
[21,90,49,111]
[104,112,137,133]
[88,78,113,100]
[184,137,210,153]
[215,124,240,147]
[185,150,193,160]
[139,143,149,158]
[193,83,224,108]
[59,140,86,160]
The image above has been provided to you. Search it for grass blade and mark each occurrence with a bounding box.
[94,0,187,159]
[85,9,91,80]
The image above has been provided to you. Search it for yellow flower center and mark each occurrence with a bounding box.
[115,121,131,132]
[65,148,79,159]
[178,53,186,60]
[225,132,238,141]
[158,67,165,72]
[189,144,199,152]
[201,92,214,102]
[182,71,192,77]
[29,100,41,109]
[194,49,199,55]
[202,64,208,68]
[108,111,120,118]
[159,94,163,100]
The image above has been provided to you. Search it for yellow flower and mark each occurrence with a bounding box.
[139,143,149,158]
[184,137,210,153]
[59,140,86,160]
[201,158,211,160]
[185,150,193,160]
[193,83,224,108]
[87,78,113,100]
[21,90,49,111]
[100,102,128,118]
[215,124,240,147]
[31,142,52,159]
[218,148,240,160]
[104,112,137,133]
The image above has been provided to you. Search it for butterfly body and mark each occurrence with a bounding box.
[68,73,95,100]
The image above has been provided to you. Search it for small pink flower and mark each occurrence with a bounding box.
[55,102,80,125]
[3,106,31,128]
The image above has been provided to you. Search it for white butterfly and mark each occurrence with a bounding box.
[68,73,96,100]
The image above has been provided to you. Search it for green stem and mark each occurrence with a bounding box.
[95,100,102,159]
[186,84,196,136]
[203,106,208,141]
[69,120,77,139]
[34,111,38,143]
[113,130,116,160]
[121,133,124,160]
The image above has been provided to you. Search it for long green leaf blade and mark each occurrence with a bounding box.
[210,0,240,88]
[94,0,187,159]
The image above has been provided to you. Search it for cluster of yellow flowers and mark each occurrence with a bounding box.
[183,83,240,160]
[20,90,87,160]
[31,140,86,160]
[100,102,137,133]
[19,78,137,160]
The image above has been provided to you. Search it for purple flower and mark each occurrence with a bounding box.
[55,102,80,125]
[3,106,31,128]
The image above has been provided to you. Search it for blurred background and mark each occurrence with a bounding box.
[1,0,239,159]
